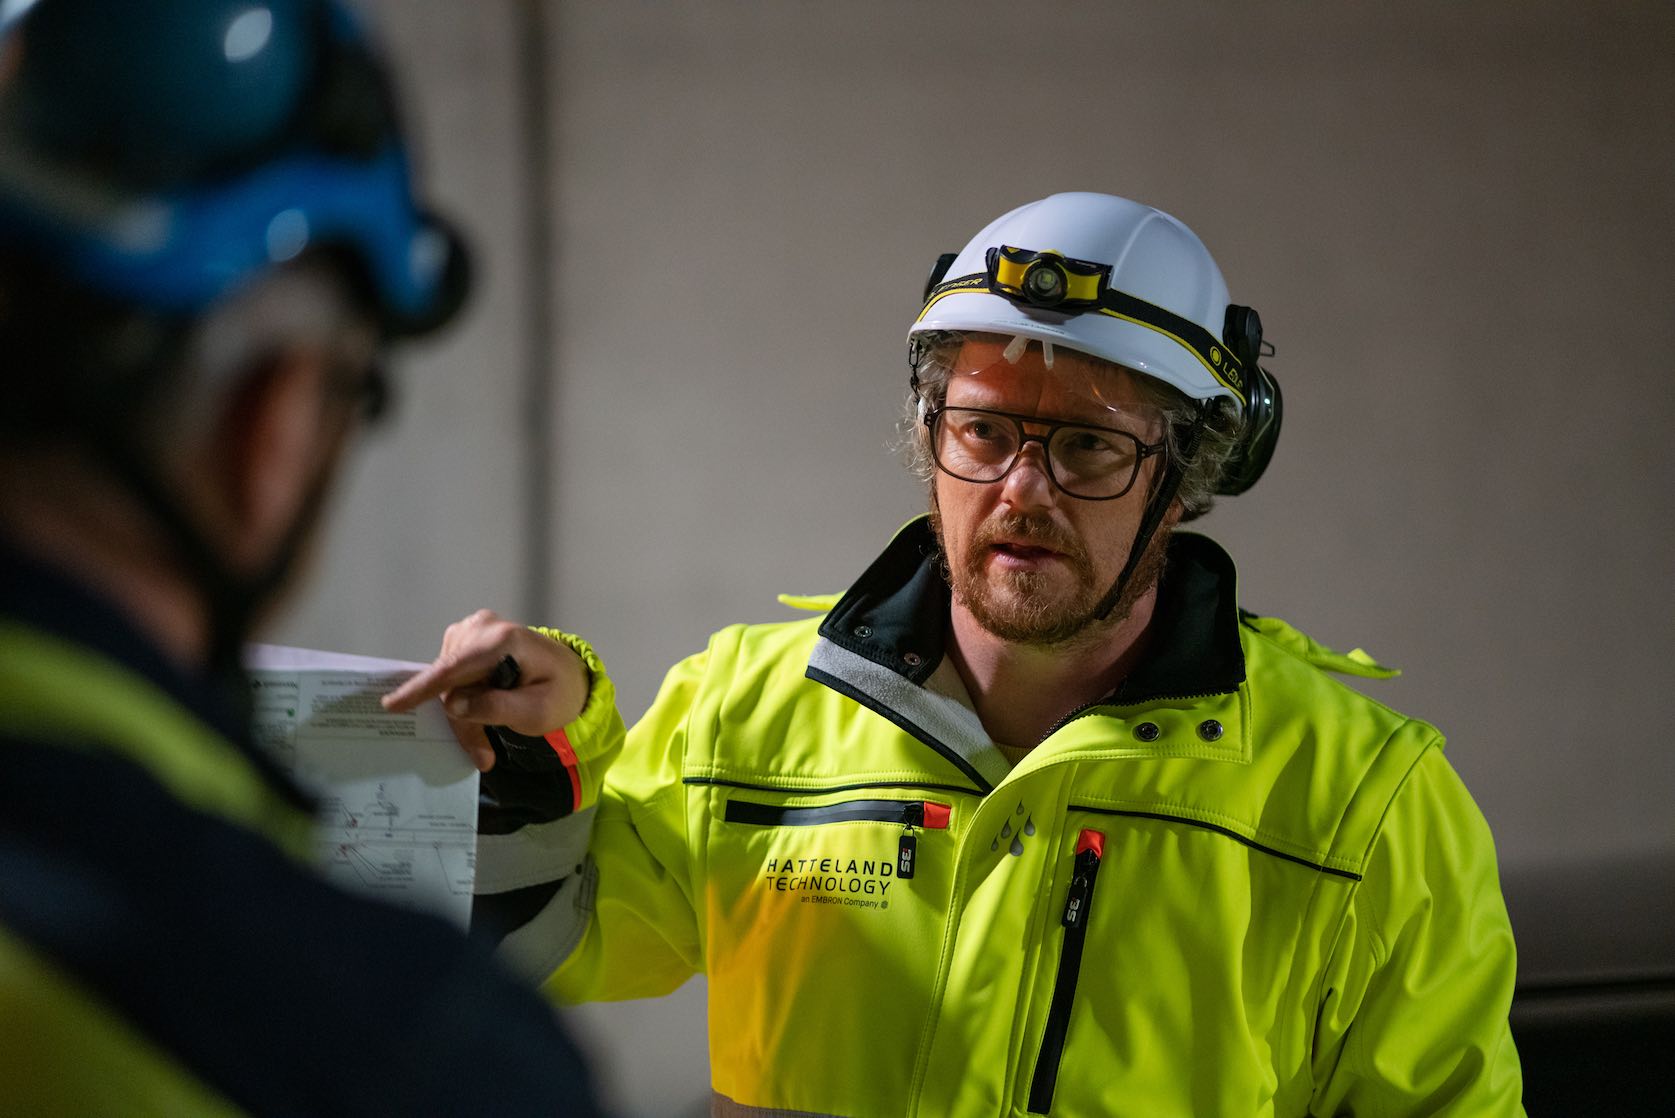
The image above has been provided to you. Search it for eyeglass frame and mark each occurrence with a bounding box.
[922,404,1167,501]
[320,336,392,426]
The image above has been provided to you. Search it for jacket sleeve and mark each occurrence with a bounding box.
[471,627,631,983]
[480,635,708,1003]
[1310,742,1525,1116]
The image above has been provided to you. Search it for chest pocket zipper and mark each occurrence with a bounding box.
[723,798,952,879]
[1028,828,1106,1114]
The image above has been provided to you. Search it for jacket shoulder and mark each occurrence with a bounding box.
[681,612,828,707]
[1236,613,1447,875]
[0,734,600,1117]
[1239,611,1417,737]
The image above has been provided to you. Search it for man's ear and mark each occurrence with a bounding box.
[210,347,338,571]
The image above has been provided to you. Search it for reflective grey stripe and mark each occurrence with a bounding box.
[807,637,1010,790]
[475,805,597,895]
[711,1090,841,1117]
[497,855,595,984]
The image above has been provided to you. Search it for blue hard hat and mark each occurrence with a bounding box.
[0,0,469,335]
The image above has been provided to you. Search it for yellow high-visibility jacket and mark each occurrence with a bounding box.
[512,520,1524,1116]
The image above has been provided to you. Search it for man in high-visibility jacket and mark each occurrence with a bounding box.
[391,192,1524,1116]
[0,1,600,1113]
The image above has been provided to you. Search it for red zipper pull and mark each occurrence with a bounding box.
[1062,829,1105,928]
[897,802,949,880]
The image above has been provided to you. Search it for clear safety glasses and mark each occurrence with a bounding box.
[925,405,1166,501]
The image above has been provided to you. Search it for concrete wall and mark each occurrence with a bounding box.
[276,1,536,657]
[272,3,1675,1113]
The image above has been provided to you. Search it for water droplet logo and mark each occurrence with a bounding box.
[992,801,1034,857]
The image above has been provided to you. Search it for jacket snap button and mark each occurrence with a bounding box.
[902,651,922,667]
[853,625,872,638]
[1197,719,1224,742]
[1134,722,1161,742]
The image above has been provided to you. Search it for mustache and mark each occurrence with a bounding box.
[971,514,1089,567]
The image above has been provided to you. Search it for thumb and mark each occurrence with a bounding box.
[441,682,549,731]
[444,714,497,773]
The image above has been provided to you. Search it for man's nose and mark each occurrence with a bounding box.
[999,440,1056,510]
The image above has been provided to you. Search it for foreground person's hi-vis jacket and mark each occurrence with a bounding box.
[0,545,601,1116]
[483,518,1525,1117]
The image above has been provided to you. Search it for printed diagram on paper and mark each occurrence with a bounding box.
[246,644,478,928]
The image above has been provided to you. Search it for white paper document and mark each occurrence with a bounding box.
[245,643,477,928]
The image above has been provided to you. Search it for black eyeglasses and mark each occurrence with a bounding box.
[325,355,391,425]
[925,405,1165,500]
[354,360,390,424]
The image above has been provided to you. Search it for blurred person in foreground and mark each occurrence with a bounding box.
[0,1,601,1113]
[390,192,1523,1116]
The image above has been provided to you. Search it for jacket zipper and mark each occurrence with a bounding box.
[1027,828,1105,1114]
[724,798,951,880]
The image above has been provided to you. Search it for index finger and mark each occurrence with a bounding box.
[381,646,511,713]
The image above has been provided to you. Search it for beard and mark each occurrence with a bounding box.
[932,507,1171,648]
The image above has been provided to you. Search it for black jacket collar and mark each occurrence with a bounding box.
[819,516,1246,705]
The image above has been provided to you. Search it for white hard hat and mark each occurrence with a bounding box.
[909,192,1251,409]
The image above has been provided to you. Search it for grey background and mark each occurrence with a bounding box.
[269,3,1675,1114]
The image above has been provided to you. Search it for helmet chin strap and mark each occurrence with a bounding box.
[1091,404,1210,622]
[85,388,350,675]
[95,435,334,672]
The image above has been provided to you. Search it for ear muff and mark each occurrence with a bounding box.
[1217,304,1282,496]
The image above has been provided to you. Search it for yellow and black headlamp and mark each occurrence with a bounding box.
[919,244,1251,404]
[985,246,1108,310]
